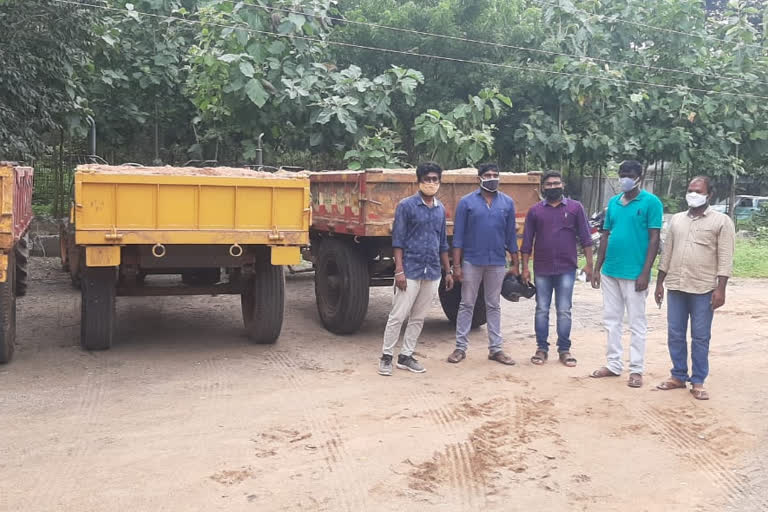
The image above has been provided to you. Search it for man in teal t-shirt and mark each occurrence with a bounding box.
[590,160,663,388]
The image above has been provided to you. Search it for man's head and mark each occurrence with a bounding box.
[416,161,442,183]
[416,161,442,197]
[618,160,643,193]
[541,171,564,202]
[477,163,500,193]
[686,176,713,209]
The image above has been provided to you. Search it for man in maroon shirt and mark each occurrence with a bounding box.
[521,172,594,367]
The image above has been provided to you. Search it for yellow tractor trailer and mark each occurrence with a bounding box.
[60,165,310,350]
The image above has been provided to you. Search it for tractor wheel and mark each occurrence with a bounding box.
[80,266,117,351]
[314,240,369,335]
[69,246,83,289]
[0,251,17,364]
[242,258,285,344]
[438,275,487,329]
[15,234,29,297]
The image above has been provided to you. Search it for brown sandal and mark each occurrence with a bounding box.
[488,350,516,366]
[628,373,643,388]
[590,367,619,378]
[531,350,548,365]
[656,378,687,390]
[690,387,710,400]
[447,349,466,364]
[559,351,577,367]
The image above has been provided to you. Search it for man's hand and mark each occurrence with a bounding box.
[654,282,664,307]
[635,272,650,292]
[453,265,463,283]
[711,288,726,310]
[444,273,455,291]
[395,272,407,291]
[581,264,593,284]
[521,268,531,285]
[591,271,601,289]
[507,265,520,277]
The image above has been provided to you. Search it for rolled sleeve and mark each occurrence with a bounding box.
[505,201,517,252]
[575,203,593,247]
[716,216,736,277]
[520,209,535,254]
[439,206,449,253]
[452,199,468,249]
[391,201,408,249]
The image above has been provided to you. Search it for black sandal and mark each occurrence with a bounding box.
[559,351,577,367]
[531,350,548,365]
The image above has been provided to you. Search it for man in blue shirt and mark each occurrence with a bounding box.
[379,162,454,376]
[590,160,663,388]
[447,163,519,366]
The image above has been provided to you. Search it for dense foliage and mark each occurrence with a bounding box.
[1,0,767,199]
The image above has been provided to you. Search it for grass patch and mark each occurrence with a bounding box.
[732,238,768,278]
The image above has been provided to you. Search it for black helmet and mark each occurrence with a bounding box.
[501,274,536,302]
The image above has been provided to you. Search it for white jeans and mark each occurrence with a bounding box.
[381,279,440,357]
[601,274,648,375]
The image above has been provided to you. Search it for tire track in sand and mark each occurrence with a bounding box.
[265,351,369,512]
[409,389,488,510]
[638,405,768,510]
[32,363,109,510]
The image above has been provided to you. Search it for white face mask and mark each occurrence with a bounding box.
[686,192,708,208]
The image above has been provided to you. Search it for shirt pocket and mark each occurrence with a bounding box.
[692,227,716,246]
[560,210,576,232]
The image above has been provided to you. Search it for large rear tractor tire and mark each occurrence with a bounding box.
[80,266,117,351]
[242,259,285,344]
[15,234,29,297]
[438,275,487,329]
[0,251,17,364]
[314,240,369,335]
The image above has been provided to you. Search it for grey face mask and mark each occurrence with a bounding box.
[480,178,500,193]
[619,177,639,193]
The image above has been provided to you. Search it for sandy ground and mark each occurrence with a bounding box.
[1,258,766,512]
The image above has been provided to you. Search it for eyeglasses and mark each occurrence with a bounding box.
[422,176,440,183]
[543,182,563,188]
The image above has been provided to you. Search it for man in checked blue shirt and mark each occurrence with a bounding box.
[378,162,454,376]
[447,163,519,366]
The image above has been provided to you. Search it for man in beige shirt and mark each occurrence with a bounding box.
[654,176,735,400]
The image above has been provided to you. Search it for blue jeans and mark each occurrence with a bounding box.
[534,271,576,352]
[667,290,714,384]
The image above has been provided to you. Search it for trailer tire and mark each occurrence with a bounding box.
[69,246,83,289]
[314,240,369,334]
[60,228,70,272]
[15,234,29,297]
[80,266,116,351]
[242,259,284,344]
[0,251,17,364]
[438,276,487,329]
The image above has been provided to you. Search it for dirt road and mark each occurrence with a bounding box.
[1,258,766,511]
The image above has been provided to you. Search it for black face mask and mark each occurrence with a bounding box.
[543,187,563,201]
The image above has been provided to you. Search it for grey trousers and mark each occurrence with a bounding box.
[381,279,440,357]
[455,262,506,354]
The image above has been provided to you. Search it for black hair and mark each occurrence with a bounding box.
[619,160,643,177]
[691,175,713,194]
[416,161,443,182]
[477,163,499,176]
[542,171,562,183]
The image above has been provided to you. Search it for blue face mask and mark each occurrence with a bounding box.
[619,177,639,193]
